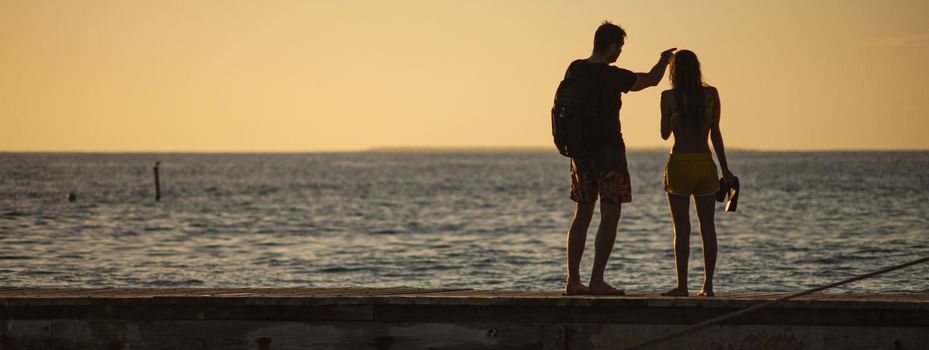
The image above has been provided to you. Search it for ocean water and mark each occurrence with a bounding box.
[1,151,927,293]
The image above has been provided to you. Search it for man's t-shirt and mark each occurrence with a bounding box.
[566,59,638,149]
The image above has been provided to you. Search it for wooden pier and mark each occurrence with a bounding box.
[1,287,927,349]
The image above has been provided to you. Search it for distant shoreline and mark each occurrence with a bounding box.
[1,148,927,154]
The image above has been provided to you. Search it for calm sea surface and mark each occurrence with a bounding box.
[1,151,927,292]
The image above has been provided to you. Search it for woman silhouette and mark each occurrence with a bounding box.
[658,50,735,297]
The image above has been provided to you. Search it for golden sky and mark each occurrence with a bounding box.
[2,0,927,151]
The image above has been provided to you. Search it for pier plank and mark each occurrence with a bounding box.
[1,288,89,298]
[1,288,928,349]
[0,320,51,350]
[47,320,565,350]
[3,288,928,302]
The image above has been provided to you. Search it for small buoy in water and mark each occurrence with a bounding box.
[67,192,77,202]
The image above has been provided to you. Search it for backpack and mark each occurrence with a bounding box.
[551,62,600,158]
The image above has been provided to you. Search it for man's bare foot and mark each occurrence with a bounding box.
[564,281,589,296]
[698,288,714,297]
[588,280,625,295]
[660,287,689,297]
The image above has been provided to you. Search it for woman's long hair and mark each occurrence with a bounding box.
[670,50,706,127]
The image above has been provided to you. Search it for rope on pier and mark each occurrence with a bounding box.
[622,255,929,350]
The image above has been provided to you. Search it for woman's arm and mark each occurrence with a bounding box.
[708,87,734,181]
[660,91,672,140]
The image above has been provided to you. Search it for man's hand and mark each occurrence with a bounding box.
[630,48,678,92]
[660,48,677,63]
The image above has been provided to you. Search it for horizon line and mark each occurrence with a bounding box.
[2,146,929,154]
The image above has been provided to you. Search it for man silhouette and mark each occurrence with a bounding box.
[562,21,675,295]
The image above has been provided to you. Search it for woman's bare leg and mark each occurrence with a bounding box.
[661,193,691,297]
[694,194,718,297]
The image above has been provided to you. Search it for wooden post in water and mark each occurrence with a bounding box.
[153,161,161,201]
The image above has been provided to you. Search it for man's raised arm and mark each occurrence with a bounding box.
[630,48,676,92]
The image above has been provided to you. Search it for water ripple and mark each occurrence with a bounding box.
[0,151,926,292]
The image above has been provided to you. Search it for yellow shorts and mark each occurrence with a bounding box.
[664,153,720,196]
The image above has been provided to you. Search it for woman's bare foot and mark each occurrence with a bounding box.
[698,288,714,297]
[660,287,689,297]
[588,280,625,295]
[564,281,589,296]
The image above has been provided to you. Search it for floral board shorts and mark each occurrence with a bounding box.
[569,147,632,204]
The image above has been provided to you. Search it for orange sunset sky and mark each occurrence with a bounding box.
[2,0,927,152]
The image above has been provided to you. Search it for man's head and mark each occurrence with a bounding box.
[593,21,626,63]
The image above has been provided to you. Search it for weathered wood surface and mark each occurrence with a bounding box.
[3,287,928,299]
[6,320,926,350]
[1,288,927,324]
[1,287,927,306]
[1,288,927,349]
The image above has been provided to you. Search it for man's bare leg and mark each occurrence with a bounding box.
[694,194,717,297]
[661,193,691,297]
[589,201,622,294]
[566,202,595,295]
